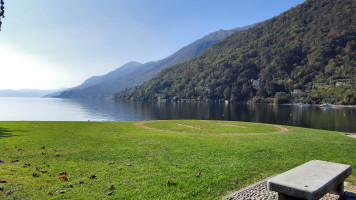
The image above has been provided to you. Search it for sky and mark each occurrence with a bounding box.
[0,0,305,90]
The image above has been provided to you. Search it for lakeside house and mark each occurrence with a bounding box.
[336,82,352,86]
[252,80,260,87]
[291,89,304,96]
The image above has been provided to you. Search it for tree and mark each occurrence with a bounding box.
[0,0,4,31]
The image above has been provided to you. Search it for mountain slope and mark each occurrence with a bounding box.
[0,89,65,97]
[54,61,145,98]
[74,61,143,90]
[55,25,254,99]
[120,0,356,104]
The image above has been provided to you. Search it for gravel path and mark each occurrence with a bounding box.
[223,178,277,200]
[223,179,356,200]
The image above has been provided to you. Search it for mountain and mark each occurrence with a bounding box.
[54,61,145,98]
[54,25,254,99]
[72,61,143,90]
[43,90,65,98]
[0,89,65,97]
[119,0,356,104]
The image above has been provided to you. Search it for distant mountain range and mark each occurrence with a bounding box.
[120,0,356,104]
[53,25,254,99]
[0,89,65,97]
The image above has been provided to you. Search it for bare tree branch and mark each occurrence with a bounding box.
[0,0,5,31]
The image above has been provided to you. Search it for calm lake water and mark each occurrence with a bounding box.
[1,97,356,133]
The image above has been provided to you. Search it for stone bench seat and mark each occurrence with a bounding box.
[267,160,352,200]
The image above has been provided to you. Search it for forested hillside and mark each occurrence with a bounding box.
[119,0,356,104]
[54,26,253,99]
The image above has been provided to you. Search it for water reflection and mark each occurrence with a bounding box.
[0,98,355,133]
[116,102,356,133]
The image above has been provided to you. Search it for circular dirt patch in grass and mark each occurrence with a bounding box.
[135,120,288,135]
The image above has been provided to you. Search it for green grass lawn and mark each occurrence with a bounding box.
[0,120,355,199]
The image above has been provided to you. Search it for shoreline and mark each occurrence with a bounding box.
[125,99,356,107]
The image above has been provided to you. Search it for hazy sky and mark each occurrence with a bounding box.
[0,0,305,90]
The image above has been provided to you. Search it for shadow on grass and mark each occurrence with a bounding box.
[0,127,13,137]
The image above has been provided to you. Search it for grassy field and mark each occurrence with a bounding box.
[0,120,355,199]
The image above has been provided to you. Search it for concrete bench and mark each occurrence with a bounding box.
[267,160,352,200]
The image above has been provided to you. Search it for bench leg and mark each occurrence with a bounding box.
[278,193,305,200]
[330,182,344,196]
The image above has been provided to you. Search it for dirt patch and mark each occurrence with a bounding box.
[346,185,356,192]
[215,123,247,128]
[174,123,201,129]
[135,121,289,135]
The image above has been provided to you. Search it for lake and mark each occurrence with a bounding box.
[1,97,356,133]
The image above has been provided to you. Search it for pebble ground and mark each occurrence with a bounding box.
[224,180,356,200]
